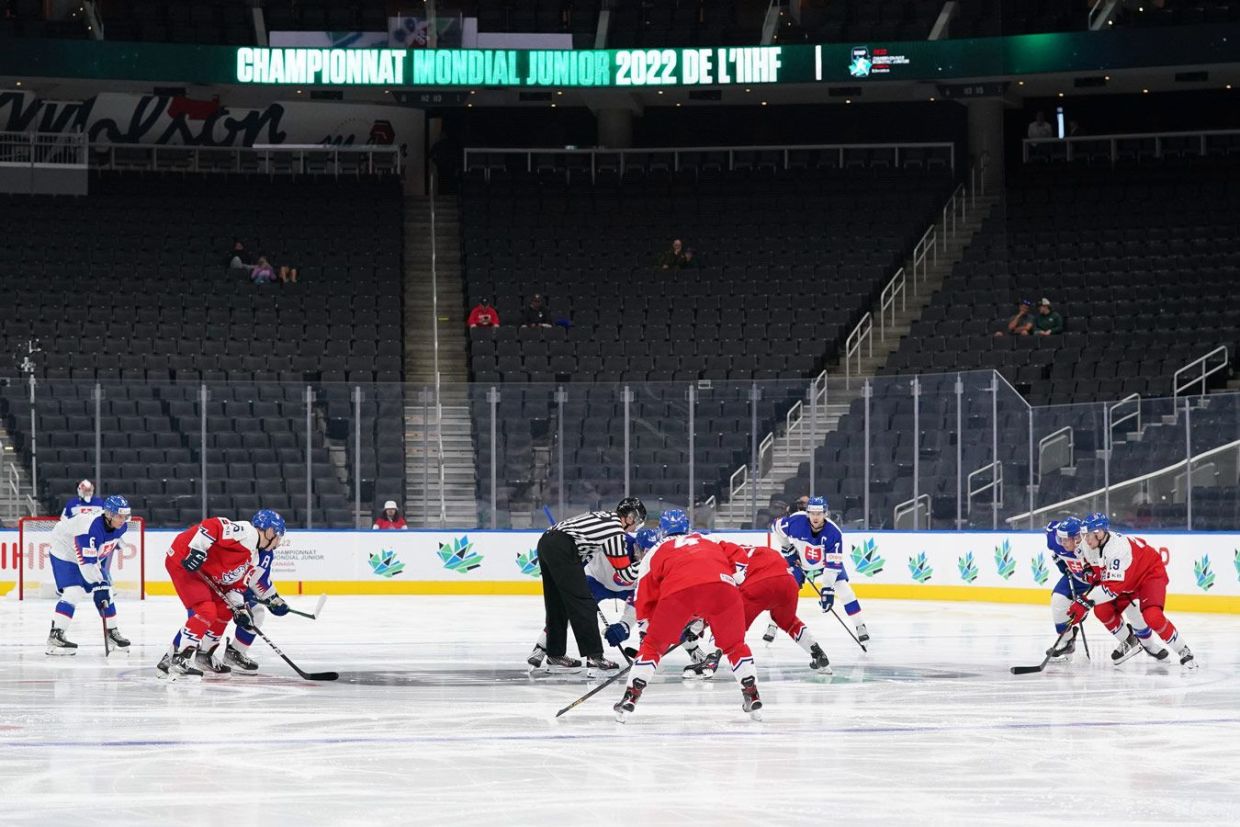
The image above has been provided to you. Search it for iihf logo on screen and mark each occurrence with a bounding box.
[849,47,872,78]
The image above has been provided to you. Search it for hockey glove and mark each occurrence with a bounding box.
[1066,596,1094,626]
[91,585,112,613]
[232,607,256,631]
[605,622,630,648]
[79,563,103,588]
[1053,558,1068,575]
[265,595,290,617]
[181,548,208,572]
[818,584,836,613]
[1082,566,1103,587]
[783,550,806,586]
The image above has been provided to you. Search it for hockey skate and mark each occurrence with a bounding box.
[526,644,547,673]
[683,649,721,680]
[106,628,131,650]
[740,676,764,721]
[46,625,78,656]
[156,648,204,681]
[224,642,260,674]
[1179,646,1199,670]
[1048,627,1078,661]
[1110,630,1143,666]
[855,623,870,644]
[545,655,583,673]
[613,678,647,722]
[762,622,778,645]
[808,644,833,674]
[1142,642,1170,661]
[586,655,619,678]
[195,646,233,676]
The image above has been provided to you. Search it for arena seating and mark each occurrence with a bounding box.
[0,0,89,38]
[461,153,957,523]
[0,175,404,527]
[97,0,259,44]
[785,0,947,43]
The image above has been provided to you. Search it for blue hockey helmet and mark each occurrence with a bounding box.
[806,496,827,514]
[1082,512,1109,534]
[252,508,286,537]
[659,508,690,536]
[634,526,662,551]
[102,494,131,518]
[1055,517,1083,542]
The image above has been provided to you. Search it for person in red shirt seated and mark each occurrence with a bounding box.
[614,509,763,722]
[373,500,408,530]
[467,298,500,328]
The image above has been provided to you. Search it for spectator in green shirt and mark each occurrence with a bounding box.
[658,239,688,269]
[1035,298,1064,335]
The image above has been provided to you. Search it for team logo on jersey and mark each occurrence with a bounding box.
[907,551,933,583]
[219,562,249,585]
[1194,554,1216,592]
[993,540,1016,581]
[368,548,406,578]
[956,551,979,584]
[516,548,540,578]
[1030,554,1049,586]
[803,545,824,567]
[849,539,885,577]
[438,536,483,574]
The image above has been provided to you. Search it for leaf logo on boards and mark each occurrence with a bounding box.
[994,539,1016,581]
[957,551,979,584]
[1194,554,1216,592]
[1031,553,1050,586]
[1234,549,1240,582]
[907,551,933,584]
[368,548,405,578]
[516,548,540,578]
[438,536,484,574]
[850,538,886,577]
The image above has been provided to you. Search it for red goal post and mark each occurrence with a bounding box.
[16,516,146,601]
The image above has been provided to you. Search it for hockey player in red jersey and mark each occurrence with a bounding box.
[1066,513,1197,669]
[157,511,286,679]
[682,540,832,678]
[614,510,762,722]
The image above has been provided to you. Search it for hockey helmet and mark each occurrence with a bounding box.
[102,494,131,518]
[1082,512,1109,534]
[252,508,287,537]
[659,508,690,536]
[78,479,94,499]
[616,496,647,523]
[1055,517,1083,543]
[806,496,827,514]
[634,526,662,551]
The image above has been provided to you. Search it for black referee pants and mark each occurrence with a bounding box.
[538,530,603,658]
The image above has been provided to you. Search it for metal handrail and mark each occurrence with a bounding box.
[1173,346,1229,398]
[1006,436,1240,527]
[844,312,873,389]
[728,463,747,501]
[4,461,18,524]
[758,432,775,476]
[878,267,906,342]
[1037,426,1075,483]
[782,369,827,459]
[966,461,1003,514]
[1108,393,1142,440]
[0,131,87,168]
[912,224,937,284]
[89,143,401,177]
[893,493,930,530]
[1022,128,1240,164]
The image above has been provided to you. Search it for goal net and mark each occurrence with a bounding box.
[14,516,146,601]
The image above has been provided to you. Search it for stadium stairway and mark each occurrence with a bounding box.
[403,194,479,527]
[713,190,1001,526]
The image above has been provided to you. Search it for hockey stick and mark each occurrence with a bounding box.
[555,642,682,719]
[806,578,868,653]
[1067,578,1091,661]
[199,575,338,681]
[1010,628,1073,675]
[102,613,110,658]
[598,609,633,665]
[266,594,328,620]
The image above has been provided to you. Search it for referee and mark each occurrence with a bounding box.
[533,497,647,672]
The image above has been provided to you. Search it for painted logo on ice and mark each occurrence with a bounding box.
[1194,554,1215,592]
[850,538,885,577]
[1031,553,1049,586]
[438,536,484,574]
[368,548,405,578]
[957,551,979,584]
[994,539,1016,581]
[516,548,540,578]
[907,551,933,583]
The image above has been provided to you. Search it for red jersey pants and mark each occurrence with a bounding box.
[636,580,754,674]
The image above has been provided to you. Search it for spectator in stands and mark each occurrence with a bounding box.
[521,294,553,328]
[996,299,1035,337]
[373,500,408,530]
[251,255,277,285]
[658,239,689,269]
[468,297,500,328]
[278,262,299,284]
[1034,298,1064,336]
[682,247,697,268]
[787,495,809,515]
[1028,111,1054,140]
[227,239,254,272]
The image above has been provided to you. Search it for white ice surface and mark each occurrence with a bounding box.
[1,595,1238,826]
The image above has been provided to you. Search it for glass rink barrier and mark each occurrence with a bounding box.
[0,371,1237,532]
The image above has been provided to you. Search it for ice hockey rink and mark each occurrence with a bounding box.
[2,596,1238,826]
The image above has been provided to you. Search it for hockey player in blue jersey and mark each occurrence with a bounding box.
[45,495,132,654]
[1046,517,1167,664]
[771,496,869,643]
[61,479,105,519]
[527,527,663,671]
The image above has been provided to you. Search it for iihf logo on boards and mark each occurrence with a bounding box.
[848,46,873,78]
[438,536,484,574]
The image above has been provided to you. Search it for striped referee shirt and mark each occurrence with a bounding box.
[550,510,633,573]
